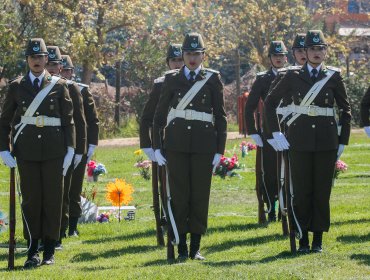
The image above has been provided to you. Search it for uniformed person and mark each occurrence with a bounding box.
[140,43,184,159]
[244,41,288,222]
[153,33,227,261]
[60,55,99,237]
[264,30,351,253]
[0,38,75,267]
[360,86,370,138]
[46,46,87,249]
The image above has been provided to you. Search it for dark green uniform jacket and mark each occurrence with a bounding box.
[80,85,99,147]
[153,67,227,154]
[0,71,75,160]
[360,86,370,127]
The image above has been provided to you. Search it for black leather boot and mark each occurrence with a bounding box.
[42,238,56,265]
[268,201,277,222]
[312,231,323,253]
[68,217,79,237]
[177,234,188,261]
[24,239,41,269]
[298,230,310,253]
[190,233,205,260]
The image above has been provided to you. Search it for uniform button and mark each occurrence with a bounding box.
[36,112,39,115]
[38,135,41,138]
[189,103,193,107]
[172,122,175,125]
[187,126,191,130]
[312,125,316,128]
[206,125,208,128]
[331,122,334,125]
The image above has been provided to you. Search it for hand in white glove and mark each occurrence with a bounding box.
[272,132,290,151]
[364,126,370,138]
[154,149,166,166]
[142,148,157,162]
[212,153,222,173]
[266,139,279,152]
[86,144,96,162]
[63,147,75,176]
[0,150,17,168]
[250,134,263,147]
[74,154,83,169]
[337,144,345,160]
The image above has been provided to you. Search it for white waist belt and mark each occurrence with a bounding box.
[276,107,289,115]
[20,116,61,127]
[167,108,214,126]
[288,105,334,117]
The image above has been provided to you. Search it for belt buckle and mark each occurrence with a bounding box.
[307,106,317,117]
[35,116,44,127]
[185,110,192,120]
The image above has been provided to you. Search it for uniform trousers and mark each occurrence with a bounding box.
[290,149,337,232]
[17,157,64,241]
[166,150,213,235]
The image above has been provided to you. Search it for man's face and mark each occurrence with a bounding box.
[61,68,74,80]
[45,62,62,75]
[270,54,287,69]
[293,49,307,66]
[27,55,48,75]
[168,57,184,70]
[183,51,204,70]
[306,46,327,66]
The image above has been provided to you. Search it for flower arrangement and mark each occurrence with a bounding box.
[240,141,257,157]
[334,160,348,179]
[0,211,7,234]
[134,149,151,180]
[87,160,107,182]
[97,212,110,223]
[214,154,243,179]
[106,178,134,221]
[81,185,98,201]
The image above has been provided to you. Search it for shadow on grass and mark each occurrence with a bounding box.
[340,174,370,179]
[332,218,370,227]
[82,228,156,245]
[70,244,157,263]
[204,233,286,254]
[141,258,174,267]
[203,251,299,267]
[0,251,26,262]
[350,254,370,266]
[207,222,267,235]
[336,233,370,243]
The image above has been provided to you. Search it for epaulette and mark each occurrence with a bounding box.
[154,76,165,84]
[77,82,89,88]
[204,68,220,74]
[278,65,301,72]
[256,71,267,76]
[9,76,22,83]
[326,66,341,73]
[164,69,179,76]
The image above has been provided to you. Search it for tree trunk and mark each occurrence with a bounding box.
[81,61,93,85]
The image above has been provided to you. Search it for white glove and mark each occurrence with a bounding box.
[0,151,17,168]
[154,149,166,166]
[142,148,157,162]
[212,153,222,173]
[63,147,75,176]
[266,139,279,152]
[74,154,83,169]
[364,126,370,138]
[272,132,290,151]
[337,144,345,160]
[86,144,96,162]
[250,134,264,147]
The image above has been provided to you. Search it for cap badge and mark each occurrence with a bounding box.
[275,45,282,52]
[32,46,40,52]
[299,41,305,46]
[49,53,56,59]
[313,36,320,43]
[191,42,198,48]
[173,50,181,56]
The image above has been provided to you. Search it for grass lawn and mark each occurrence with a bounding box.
[0,131,369,279]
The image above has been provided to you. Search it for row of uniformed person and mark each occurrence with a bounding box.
[0,38,99,268]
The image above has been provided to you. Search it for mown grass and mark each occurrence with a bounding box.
[0,131,369,279]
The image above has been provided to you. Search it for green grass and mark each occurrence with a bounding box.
[0,132,369,279]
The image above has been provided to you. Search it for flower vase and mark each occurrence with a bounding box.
[93,174,99,182]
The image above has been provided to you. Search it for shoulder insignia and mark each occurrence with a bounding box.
[154,76,165,84]
[326,66,341,73]
[77,82,89,88]
[164,69,179,76]
[9,76,23,84]
[256,71,267,76]
[204,68,219,74]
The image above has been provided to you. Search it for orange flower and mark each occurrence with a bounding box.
[106,179,134,206]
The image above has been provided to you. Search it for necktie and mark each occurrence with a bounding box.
[33,78,40,92]
[311,68,318,83]
[189,71,196,82]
